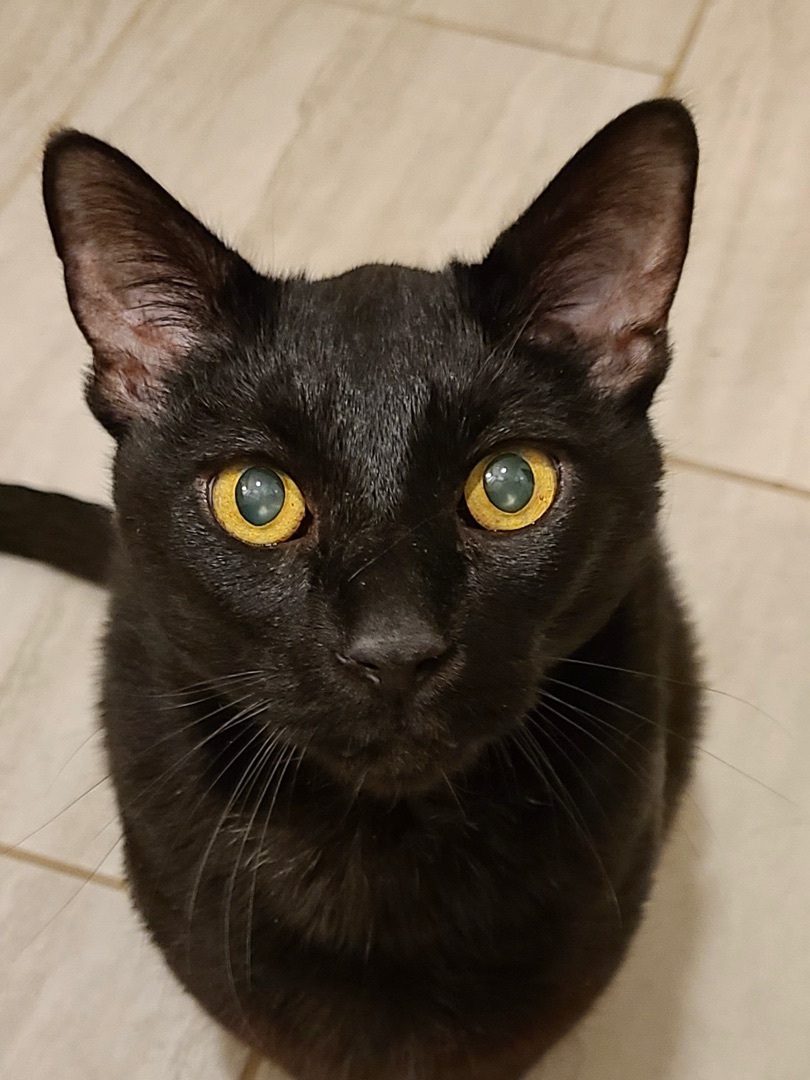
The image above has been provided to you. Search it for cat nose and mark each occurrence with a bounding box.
[339,625,450,695]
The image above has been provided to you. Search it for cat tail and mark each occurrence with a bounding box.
[0,484,112,586]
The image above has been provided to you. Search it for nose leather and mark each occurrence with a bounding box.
[342,623,449,694]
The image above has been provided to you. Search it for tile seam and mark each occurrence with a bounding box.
[665,455,810,501]
[0,841,125,890]
[318,0,664,77]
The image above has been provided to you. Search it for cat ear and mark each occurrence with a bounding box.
[469,99,698,403]
[43,131,259,435]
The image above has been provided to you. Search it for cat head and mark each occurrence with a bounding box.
[43,100,697,797]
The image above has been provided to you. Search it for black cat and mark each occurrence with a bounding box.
[0,99,700,1079]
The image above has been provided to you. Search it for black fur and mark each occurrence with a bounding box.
[0,100,701,1078]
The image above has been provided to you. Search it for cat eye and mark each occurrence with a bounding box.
[463,447,558,531]
[210,464,306,546]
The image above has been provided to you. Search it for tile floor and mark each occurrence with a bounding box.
[0,1,807,1077]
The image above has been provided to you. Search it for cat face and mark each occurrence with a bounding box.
[43,100,697,796]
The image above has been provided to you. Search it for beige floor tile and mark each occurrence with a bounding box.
[58,0,660,273]
[0,858,249,1079]
[325,0,408,11]
[402,0,702,71]
[0,0,142,200]
[657,0,810,489]
[235,19,657,274]
[657,467,809,1078]
[0,556,120,874]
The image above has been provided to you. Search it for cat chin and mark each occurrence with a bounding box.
[314,733,486,799]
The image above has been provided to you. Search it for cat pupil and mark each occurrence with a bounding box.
[236,467,285,526]
[483,454,534,513]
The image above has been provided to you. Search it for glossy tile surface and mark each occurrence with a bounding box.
[403,0,702,71]
[658,0,810,488]
[0,0,142,198]
[63,0,658,271]
[0,859,249,1079]
[0,558,118,873]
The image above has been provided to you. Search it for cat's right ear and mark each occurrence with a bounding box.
[43,131,263,437]
[462,99,698,408]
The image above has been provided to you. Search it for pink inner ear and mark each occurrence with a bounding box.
[541,261,676,342]
[44,130,250,431]
[77,242,200,351]
[534,203,687,345]
[70,243,196,423]
[588,327,664,396]
[478,102,698,397]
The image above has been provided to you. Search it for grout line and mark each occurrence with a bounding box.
[319,0,663,78]
[0,842,125,891]
[659,0,714,95]
[239,1051,265,1080]
[665,455,810,501]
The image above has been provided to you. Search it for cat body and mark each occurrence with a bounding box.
[0,100,700,1078]
[113,543,697,1079]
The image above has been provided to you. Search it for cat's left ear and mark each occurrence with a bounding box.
[43,131,264,436]
[466,99,698,405]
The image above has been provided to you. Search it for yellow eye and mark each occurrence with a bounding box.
[464,446,558,531]
[210,463,306,546]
